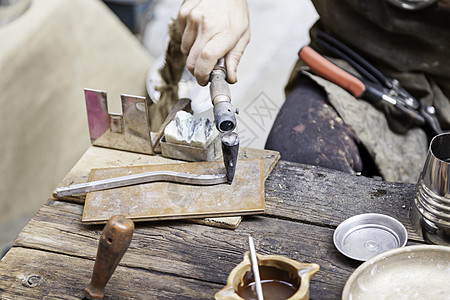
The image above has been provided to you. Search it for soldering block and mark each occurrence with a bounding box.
[162,111,221,162]
[164,111,219,148]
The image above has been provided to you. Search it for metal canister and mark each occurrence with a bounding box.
[411,132,450,245]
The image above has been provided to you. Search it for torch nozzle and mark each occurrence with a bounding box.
[209,58,237,133]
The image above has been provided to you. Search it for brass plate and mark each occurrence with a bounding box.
[82,159,264,224]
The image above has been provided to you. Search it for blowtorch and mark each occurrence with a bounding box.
[209,58,239,183]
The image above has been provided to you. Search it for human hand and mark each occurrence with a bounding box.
[178,0,250,86]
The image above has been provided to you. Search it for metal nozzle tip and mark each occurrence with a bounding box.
[222,132,239,183]
[219,120,235,132]
[213,101,236,133]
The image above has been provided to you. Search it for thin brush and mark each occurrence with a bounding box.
[248,236,264,300]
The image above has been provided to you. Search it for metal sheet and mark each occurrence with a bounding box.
[82,159,265,224]
[85,89,154,155]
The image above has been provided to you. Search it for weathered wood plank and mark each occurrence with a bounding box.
[11,200,417,299]
[0,247,221,299]
[2,159,425,299]
[265,161,421,241]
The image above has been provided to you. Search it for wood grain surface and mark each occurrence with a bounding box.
[264,161,421,241]
[0,160,424,299]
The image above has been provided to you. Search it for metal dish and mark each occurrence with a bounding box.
[342,245,450,300]
[334,213,407,261]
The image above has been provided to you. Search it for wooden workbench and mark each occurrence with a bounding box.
[0,160,423,299]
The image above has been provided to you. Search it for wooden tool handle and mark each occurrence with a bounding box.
[299,46,366,98]
[85,215,134,299]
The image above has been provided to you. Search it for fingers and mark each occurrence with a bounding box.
[184,27,250,86]
[178,0,203,55]
[225,30,250,84]
[187,32,240,86]
[177,0,250,86]
[184,24,250,86]
[177,0,200,37]
[180,17,199,55]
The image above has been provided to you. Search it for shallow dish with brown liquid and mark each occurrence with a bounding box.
[215,252,319,300]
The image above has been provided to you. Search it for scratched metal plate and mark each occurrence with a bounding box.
[85,89,154,155]
[82,159,264,224]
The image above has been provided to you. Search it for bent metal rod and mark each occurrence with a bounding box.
[55,171,228,197]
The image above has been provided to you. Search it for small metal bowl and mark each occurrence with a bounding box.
[334,213,407,261]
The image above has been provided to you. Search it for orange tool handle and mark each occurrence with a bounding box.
[299,46,366,98]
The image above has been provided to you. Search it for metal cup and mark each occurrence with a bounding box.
[411,132,450,245]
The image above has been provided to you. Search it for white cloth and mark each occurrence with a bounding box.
[0,0,153,222]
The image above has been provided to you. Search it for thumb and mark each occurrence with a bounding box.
[225,31,250,84]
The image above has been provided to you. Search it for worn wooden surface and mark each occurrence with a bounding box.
[0,160,424,299]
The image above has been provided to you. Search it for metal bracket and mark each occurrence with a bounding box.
[85,88,154,155]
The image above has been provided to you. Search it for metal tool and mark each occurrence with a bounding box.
[299,31,443,135]
[248,236,264,300]
[55,171,227,197]
[84,89,154,155]
[221,132,239,183]
[85,215,134,299]
[209,57,237,133]
[209,58,240,183]
[412,132,450,246]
